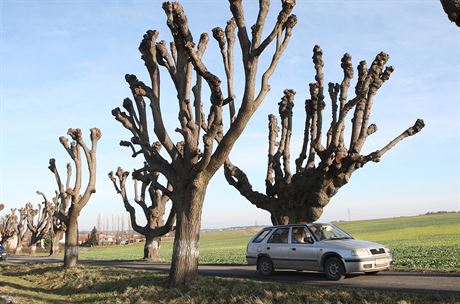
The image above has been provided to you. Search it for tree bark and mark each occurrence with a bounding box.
[14,241,22,254]
[50,230,64,256]
[144,235,161,260]
[29,244,37,255]
[64,215,79,268]
[168,180,207,286]
[440,0,460,26]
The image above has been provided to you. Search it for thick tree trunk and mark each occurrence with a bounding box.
[144,235,161,260]
[64,216,79,268]
[50,230,64,256]
[168,181,207,287]
[29,244,37,255]
[14,241,22,254]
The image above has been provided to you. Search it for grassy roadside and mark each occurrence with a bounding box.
[1,263,459,304]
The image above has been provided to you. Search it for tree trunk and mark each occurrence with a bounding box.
[50,230,64,256]
[30,244,37,255]
[168,181,207,287]
[64,215,79,268]
[14,240,22,254]
[144,235,161,260]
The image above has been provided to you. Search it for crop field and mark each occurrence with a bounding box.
[78,213,460,271]
[336,213,460,271]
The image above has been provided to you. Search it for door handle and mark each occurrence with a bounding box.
[266,247,270,250]
[291,248,296,251]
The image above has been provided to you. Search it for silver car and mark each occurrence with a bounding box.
[246,223,392,280]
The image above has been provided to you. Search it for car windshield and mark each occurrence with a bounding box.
[308,223,353,241]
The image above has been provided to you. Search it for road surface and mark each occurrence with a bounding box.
[4,256,460,296]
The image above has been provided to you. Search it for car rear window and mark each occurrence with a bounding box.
[267,228,290,243]
[252,229,271,243]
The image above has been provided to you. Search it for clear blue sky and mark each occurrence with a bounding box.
[1,0,459,230]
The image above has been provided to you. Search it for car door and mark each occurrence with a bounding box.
[289,226,320,270]
[265,227,291,268]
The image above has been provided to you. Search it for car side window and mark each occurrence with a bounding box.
[267,228,289,244]
[291,227,313,244]
[252,229,271,243]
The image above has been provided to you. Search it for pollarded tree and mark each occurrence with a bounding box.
[48,128,101,268]
[224,46,425,224]
[25,195,50,255]
[440,0,460,26]
[112,0,297,286]
[35,191,65,255]
[0,209,17,246]
[14,207,28,254]
[46,192,65,256]
[109,165,175,260]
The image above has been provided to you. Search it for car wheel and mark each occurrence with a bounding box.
[324,257,345,281]
[365,271,379,275]
[257,257,274,276]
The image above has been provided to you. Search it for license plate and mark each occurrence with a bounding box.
[376,258,389,267]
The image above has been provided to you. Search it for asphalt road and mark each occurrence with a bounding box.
[5,256,460,296]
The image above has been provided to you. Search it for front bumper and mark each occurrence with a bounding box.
[344,254,392,273]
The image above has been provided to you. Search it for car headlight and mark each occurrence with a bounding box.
[351,249,370,256]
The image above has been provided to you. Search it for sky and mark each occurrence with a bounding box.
[1,0,459,231]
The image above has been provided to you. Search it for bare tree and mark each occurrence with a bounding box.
[112,0,296,286]
[48,128,101,268]
[25,194,50,255]
[225,47,425,224]
[109,166,175,260]
[0,209,17,246]
[43,191,65,256]
[440,0,460,26]
[0,204,4,212]
[14,207,28,254]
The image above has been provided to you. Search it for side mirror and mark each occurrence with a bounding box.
[304,236,314,244]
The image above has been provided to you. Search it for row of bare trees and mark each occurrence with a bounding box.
[0,196,55,255]
[0,128,101,268]
[3,0,431,288]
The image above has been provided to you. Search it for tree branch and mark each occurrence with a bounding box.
[362,119,425,164]
[225,160,276,211]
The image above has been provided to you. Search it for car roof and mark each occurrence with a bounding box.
[262,223,330,229]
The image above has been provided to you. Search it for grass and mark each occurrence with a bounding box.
[76,213,460,272]
[1,263,459,304]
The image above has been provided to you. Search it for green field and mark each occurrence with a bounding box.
[78,213,460,271]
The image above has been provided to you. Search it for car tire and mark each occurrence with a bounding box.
[324,257,346,281]
[257,257,274,276]
[365,271,379,275]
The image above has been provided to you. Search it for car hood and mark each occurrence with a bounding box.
[319,239,385,249]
